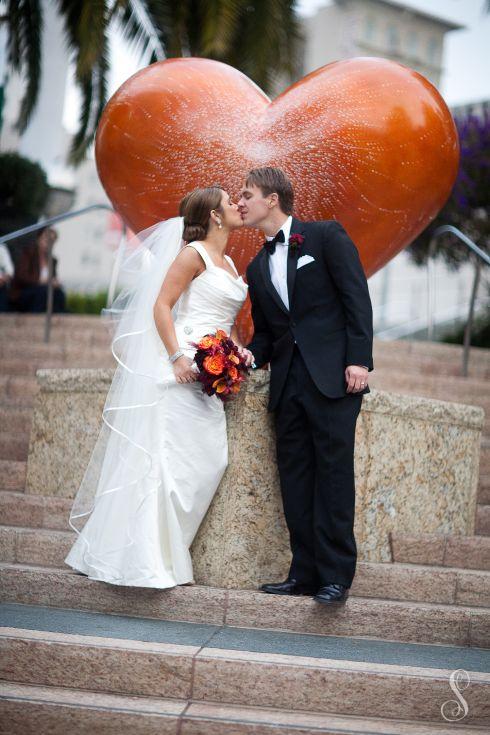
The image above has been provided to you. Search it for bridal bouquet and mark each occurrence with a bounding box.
[189,329,250,401]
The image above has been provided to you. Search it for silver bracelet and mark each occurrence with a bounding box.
[168,349,184,363]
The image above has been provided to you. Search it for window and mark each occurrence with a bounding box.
[407,30,418,58]
[386,23,399,52]
[364,15,376,42]
[427,36,439,65]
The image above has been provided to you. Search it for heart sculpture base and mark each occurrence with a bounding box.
[95,56,459,343]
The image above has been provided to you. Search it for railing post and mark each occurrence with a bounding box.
[427,236,437,341]
[44,239,55,344]
[462,256,482,377]
[106,222,127,308]
[425,226,489,375]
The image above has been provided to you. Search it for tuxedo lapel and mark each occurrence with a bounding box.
[286,217,307,310]
[259,249,289,316]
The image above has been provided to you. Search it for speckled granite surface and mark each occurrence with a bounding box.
[25,368,484,587]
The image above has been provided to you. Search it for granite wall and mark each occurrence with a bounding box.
[26,368,484,588]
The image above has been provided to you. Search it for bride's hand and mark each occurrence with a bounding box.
[173,355,198,383]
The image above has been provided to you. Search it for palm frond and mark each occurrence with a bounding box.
[56,0,106,76]
[227,0,302,93]
[199,0,243,57]
[68,26,110,164]
[56,1,110,164]
[5,0,43,132]
[116,0,166,62]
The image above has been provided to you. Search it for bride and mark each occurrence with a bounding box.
[64,186,254,588]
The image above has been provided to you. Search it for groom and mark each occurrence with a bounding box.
[238,167,374,605]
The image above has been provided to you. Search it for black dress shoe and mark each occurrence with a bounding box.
[313,583,349,604]
[259,578,318,596]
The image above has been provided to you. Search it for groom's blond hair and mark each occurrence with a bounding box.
[246,167,294,215]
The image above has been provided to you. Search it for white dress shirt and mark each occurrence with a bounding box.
[266,215,292,310]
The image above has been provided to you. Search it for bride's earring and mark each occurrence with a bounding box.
[217,219,222,229]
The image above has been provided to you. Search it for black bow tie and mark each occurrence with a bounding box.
[263,229,285,254]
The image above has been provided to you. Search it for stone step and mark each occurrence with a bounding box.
[4,681,488,735]
[2,315,487,357]
[0,314,106,329]
[3,335,487,372]
[3,345,488,384]
[390,532,490,571]
[0,354,114,375]
[0,461,26,492]
[0,432,29,461]
[476,505,490,537]
[0,333,103,350]
[0,682,187,735]
[1,563,488,647]
[2,314,489,363]
[0,327,110,357]
[0,375,38,404]
[1,525,490,609]
[372,337,490,367]
[0,405,32,434]
[0,492,72,530]
[0,526,74,567]
[1,605,489,726]
[0,314,490,360]
[481,445,490,474]
[479,475,490,506]
[369,369,489,410]
[372,351,490,380]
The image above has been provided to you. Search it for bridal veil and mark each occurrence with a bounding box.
[67,215,187,582]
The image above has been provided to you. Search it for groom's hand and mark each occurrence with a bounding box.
[345,365,369,393]
[237,346,255,367]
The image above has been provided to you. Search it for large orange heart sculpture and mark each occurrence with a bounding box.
[95,57,459,342]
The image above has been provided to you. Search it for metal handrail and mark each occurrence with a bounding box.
[427,225,489,377]
[0,204,127,343]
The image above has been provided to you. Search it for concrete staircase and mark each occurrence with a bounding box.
[0,314,489,732]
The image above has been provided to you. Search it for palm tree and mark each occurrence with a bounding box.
[1,0,301,165]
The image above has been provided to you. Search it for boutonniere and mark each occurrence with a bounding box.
[288,233,305,256]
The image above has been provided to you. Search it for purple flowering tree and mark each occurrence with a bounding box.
[407,109,490,270]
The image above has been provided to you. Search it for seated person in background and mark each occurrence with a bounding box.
[9,226,66,313]
[0,242,14,311]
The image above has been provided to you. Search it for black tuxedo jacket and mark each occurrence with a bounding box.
[245,217,374,412]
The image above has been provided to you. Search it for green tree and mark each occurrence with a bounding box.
[0,151,49,235]
[1,0,300,165]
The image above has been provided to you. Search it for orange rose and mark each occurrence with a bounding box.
[204,354,226,375]
[227,366,238,380]
[215,329,228,341]
[198,335,217,349]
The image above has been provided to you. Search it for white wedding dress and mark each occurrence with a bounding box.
[64,240,248,588]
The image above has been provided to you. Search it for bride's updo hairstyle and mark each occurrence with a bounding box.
[179,186,223,243]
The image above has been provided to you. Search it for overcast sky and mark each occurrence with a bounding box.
[63,0,490,133]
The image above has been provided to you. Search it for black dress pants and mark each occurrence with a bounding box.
[273,344,363,588]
